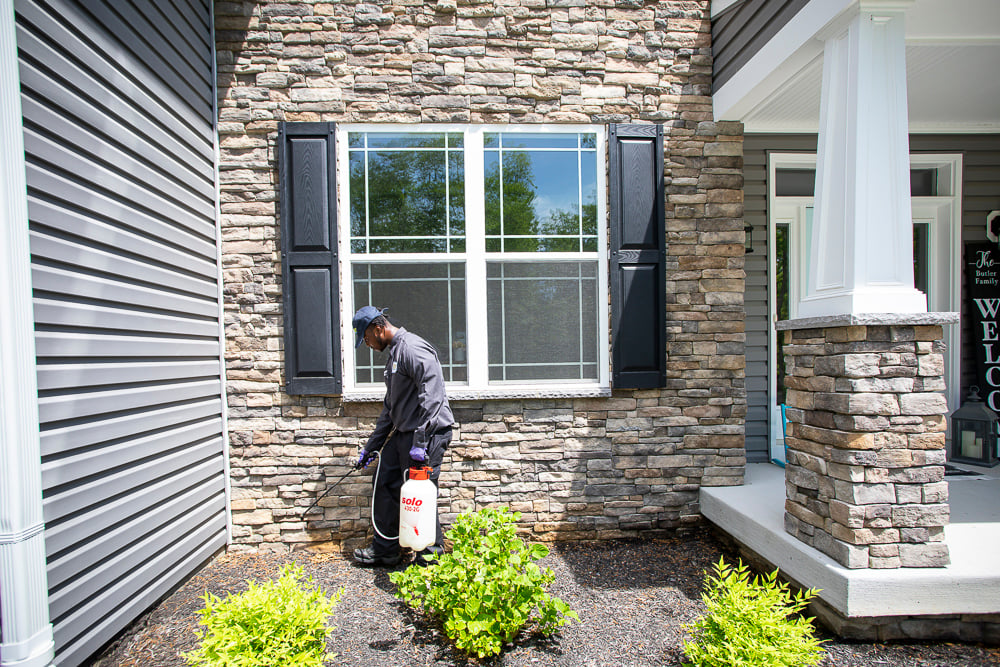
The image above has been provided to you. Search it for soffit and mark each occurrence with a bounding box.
[735,0,1000,133]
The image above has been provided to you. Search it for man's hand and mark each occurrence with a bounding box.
[356,448,378,470]
[408,444,427,462]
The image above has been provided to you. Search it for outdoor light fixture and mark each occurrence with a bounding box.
[950,386,999,467]
[744,222,754,253]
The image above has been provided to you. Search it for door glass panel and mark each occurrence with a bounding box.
[913,222,929,307]
[776,223,790,407]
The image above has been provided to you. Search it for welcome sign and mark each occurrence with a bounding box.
[965,242,1000,411]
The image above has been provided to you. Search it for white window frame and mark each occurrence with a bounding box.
[337,124,611,400]
[767,152,963,457]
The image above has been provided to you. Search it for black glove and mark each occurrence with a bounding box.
[356,448,378,470]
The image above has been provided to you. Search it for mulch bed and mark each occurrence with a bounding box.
[91,527,999,666]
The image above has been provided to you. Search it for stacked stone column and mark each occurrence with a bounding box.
[779,315,958,569]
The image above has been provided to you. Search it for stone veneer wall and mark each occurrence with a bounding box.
[781,320,953,569]
[215,0,746,551]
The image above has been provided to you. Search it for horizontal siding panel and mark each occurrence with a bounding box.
[24,128,215,241]
[52,515,223,647]
[19,1,223,665]
[38,378,221,423]
[122,1,212,81]
[19,91,214,207]
[49,492,223,619]
[37,360,221,391]
[741,135,820,464]
[15,0,212,163]
[26,177,217,266]
[53,526,224,667]
[33,298,219,337]
[35,331,219,358]
[32,265,218,319]
[42,451,224,555]
[18,0,212,146]
[43,440,219,523]
[16,45,213,196]
[712,0,809,92]
[39,399,221,458]
[154,0,213,52]
[42,419,222,489]
[76,0,211,111]
[46,477,222,590]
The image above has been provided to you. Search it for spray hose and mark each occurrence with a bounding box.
[302,427,398,542]
[370,450,398,541]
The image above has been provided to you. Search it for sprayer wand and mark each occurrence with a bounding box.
[302,467,359,517]
[302,427,396,518]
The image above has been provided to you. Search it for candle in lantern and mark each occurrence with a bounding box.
[962,430,977,458]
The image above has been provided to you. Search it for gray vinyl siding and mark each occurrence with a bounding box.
[15,1,225,665]
[743,135,816,463]
[711,0,809,93]
[913,135,1000,397]
[743,133,1000,464]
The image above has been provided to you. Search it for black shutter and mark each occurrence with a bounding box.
[278,122,341,395]
[609,124,666,388]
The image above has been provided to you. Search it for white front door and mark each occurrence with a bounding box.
[767,154,963,463]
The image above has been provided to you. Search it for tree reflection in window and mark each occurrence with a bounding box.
[349,132,465,253]
[485,132,597,252]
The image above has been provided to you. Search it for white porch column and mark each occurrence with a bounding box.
[798,1,927,318]
[0,1,55,666]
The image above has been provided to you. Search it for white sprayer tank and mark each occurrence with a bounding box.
[399,466,437,551]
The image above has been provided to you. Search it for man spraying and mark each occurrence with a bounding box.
[352,306,455,567]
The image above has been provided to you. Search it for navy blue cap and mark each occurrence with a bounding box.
[352,306,386,348]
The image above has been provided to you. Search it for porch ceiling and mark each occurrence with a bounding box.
[715,0,1000,133]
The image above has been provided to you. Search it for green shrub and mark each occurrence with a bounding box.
[389,506,579,658]
[682,557,825,667]
[183,563,342,667]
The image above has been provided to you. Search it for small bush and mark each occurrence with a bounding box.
[183,563,342,667]
[389,506,579,658]
[682,557,825,667]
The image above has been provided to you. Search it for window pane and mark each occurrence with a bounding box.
[775,169,815,197]
[910,169,937,197]
[484,133,599,253]
[487,261,598,382]
[775,167,939,197]
[362,132,446,149]
[353,263,467,384]
[349,132,464,253]
[495,133,581,149]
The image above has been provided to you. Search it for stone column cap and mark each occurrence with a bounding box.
[776,312,960,331]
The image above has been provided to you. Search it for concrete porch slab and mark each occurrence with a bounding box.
[700,463,1000,619]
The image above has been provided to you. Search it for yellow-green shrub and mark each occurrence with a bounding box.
[683,557,825,667]
[184,563,342,667]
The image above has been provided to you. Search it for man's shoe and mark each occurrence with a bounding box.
[353,546,401,567]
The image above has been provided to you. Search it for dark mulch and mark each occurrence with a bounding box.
[91,527,999,666]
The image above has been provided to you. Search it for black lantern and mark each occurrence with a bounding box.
[744,222,754,253]
[951,386,999,467]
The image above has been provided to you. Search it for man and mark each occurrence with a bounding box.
[352,305,455,567]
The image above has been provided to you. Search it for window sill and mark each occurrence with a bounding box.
[341,385,613,403]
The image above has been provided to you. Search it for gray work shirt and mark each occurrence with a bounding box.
[365,328,454,453]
